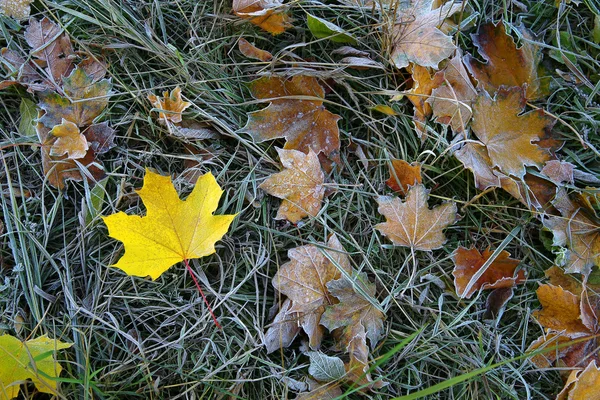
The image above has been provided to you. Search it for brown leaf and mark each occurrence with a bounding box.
[390,0,462,69]
[243,75,341,165]
[0,0,34,19]
[238,38,273,61]
[454,142,502,190]
[557,361,600,400]
[464,22,548,100]
[264,298,301,353]
[344,332,386,390]
[483,287,514,320]
[527,333,598,369]
[541,160,575,185]
[376,184,457,251]
[259,148,325,223]
[148,86,191,124]
[84,122,116,154]
[452,247,524,298]
[471,87,554,178]
[295,383,343,400]
[544,266,584,296]
[0,48,51,92]
[272,235,352,349]
[78,56,108,82]
[403,64,444,140]
[49,118,89,159]
[385,159,422,195]
[232,0,291,35]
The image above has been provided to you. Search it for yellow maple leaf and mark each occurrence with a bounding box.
[49,119,89,159]
[102,169,236,280]
[147,86,191,124]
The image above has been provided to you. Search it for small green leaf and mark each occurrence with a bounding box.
[307,352,345,382]
[306,13,356,44]
[19,98,37,137]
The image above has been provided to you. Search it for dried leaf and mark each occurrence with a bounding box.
[376,184,457,251]
[464,22,548,100]
[483,287,514,320]
[390,0,463,69]
[544,266,583,296]
[295,383,343,400]
[371,105,397,115]
[233,0,291,35]
[264,298,301,353]
[343,332,386,389]
[272,234,352,349]
[0,48,50,92]
[452,247,524,298]
[533,284,590,337]
[243,75,341,165]
[471,87,553,178]
[541,160,575,185]
[78,56,108,82]
[402,64,444,139]
[385,159,422,195]
[84,122,116,154]
[454,142,502,190]
[148,86,191,125]
[102,169,236,280]
[340,57,385,70]
[49,118,89,159]
[238,38,273,61]
[557,361,600,400]
[259,148,325,223]
[0,0,33,19]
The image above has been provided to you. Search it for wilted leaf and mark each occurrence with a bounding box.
[264,298,301,353]
[148,86,191,125]
[385,159,422,195]
[233,0,291,35]
[471,87,553,178]
[465,22,548,100]
[0,0,33,19]
[0,334,72,399]
[343,331,385,389]
[49,118,89,159]
[390,0,463,69]
[307,352,346,382]
[306,13,356,44]
[557,361,600,400]
[483,287,514,320]
[272,234,352,349]
[0,48,49,92]
[243,75,341,165]
[78,56,108,82]
[402,64,444,139]
[238,38,273,61]
[259,148,325,223]
[376,184,457,251]
[84,122,116,154]
[340,57,385,70]
[454,142,502,190]
[541,160,575,185]
[39,68,112,128]
[533,284,590,337]
[295,383,343,400]
[452,247,525,298]
[102,169,236,280]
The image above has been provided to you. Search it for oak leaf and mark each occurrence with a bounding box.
[0,0,33,19]
[385,159,422,195]
[464,22,548,100]
[272,234,352,349]
[402,64,444,139]
[376,184,457,251]
[452,247,525,298]
[557,361,600,400]
[0,334,72,400]
[102,169,236,280]
[242,75,341,165]
[232,0,291,35]
[49,119,89,159]
[238,38,273,61]
[148,86,191,124]
[259,148,325,223]
[471,87,553,178]
[390,0,463,69]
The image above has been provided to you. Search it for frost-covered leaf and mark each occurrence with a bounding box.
[557,361,600,400]
[264,298,301,353]
[148,86,191,124]
[233,0,291,35]
[0,0,33,19]
[307,352,346,382]
[385,159,422,195]
[49,118,89,159]
[84,122,116,154]
[402,64,444,139]
[238,38,273,61]
[24,17,74,83]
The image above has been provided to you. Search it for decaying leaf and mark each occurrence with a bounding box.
[243,75,341,165]
[390,0,463,69]
[0,0,34,19]
[402,64,444,139]
[272,234,352,349]
[557,361,600,400]
[264,298,301,353]
[541,160,575,185]
[385,159,422,195]
[49,119,89,159]
[259,148,325,223]
[452,247,525,298]
[534,284,589,336]
[0,334,72,399]
[471,87,553,178]
[464,22,548,100]
[376,184,457,251]
[102,169,236,280]
[84,122,116,154]
[295,383,343,400]
[148,86,191,125]
[0,48,50,92]
[232,0,291,35]
[78,56,108,82]
[238,38,273,61]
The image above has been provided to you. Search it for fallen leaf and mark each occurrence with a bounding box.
[272,234,352,349]
[0,0,33,19]
[541,160,575,185]
[464,22,548,100]
[452,247,525,298]
[307,13,356,44]
[483,287,514,320]
[233,0,291,35]
[471,87,553,178]
[557,361,600,400]
[49,118,89,159]
[343,331,385,389]
[295,383,343,400]
[534,284,591,337]
[340,57,385,70]
[148,86,191,125]
[259,148,325,223]
[307,352,346,382]
[238,38,273,61]
[402,64,444,139]
[0,48,50,92]
[264,298,301,353]
[242,75,341,165]
[390,0,463,69]
[38,68,112,128]
[371,105,398,116]
[376,184,457,251]
[454,142,502,190]
[78,56,108,82]
[0,334,72,399]
[102,169,236,280]
[84,122,116,154]
[385,159,422,195]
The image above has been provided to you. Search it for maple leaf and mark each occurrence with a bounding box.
[471,87,554,178]
[0,48,50,92]
[102,169,236,280]
[390,0,463,69]
[272,234,352,349]
[259,148,325,223]
[147,86,191,125]
[232,0,291,35]
[427,52,477,134]
[238,38,273,61]
[84,122,116,154]
[38,68,112,128]
[263,298,301,353]
[464,22,548,100]
[242,75,341,165]
[0,334,72,399]
[0,0,33,19]
[376,184,457,251]
[557,361,600,400]
[385,159,422,195]
[296,383,343,400]
[49,118,89,159]
[452,247,525,298]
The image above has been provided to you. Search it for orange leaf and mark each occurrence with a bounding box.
[557,361,600,400]
[533,284,590,337]
[232,0,291,35]
[385,159,422,195]
[296,383,343,400]
[452,247,524,298]
[238,38,273,61]
[49,119,89,159]
[403,64,444,140]
[148,86,191,124]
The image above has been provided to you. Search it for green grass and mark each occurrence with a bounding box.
[1,0,599,398]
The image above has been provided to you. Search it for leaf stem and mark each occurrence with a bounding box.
[183,259,221,329]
